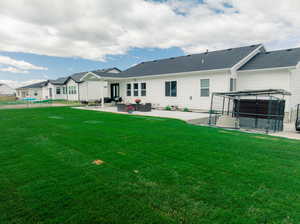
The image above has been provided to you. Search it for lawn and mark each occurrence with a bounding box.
[0,107,300,224]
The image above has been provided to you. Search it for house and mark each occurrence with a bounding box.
[0,83,15,96]
[94,44,300,117]
[16,68,122,101]
[16,81,48,99]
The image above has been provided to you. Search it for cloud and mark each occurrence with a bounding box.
[0,67,29,73]
[0,55,48,74]
[0,0,299,61]
[0,79,45,88]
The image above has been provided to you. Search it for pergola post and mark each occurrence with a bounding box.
[209,93,214,125]
[101,86,104,108]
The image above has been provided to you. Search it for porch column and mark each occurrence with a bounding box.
[101,79,104,108]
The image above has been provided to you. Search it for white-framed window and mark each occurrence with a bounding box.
[165,81,177,97]
[230,78,237,92]
[63,87,67,94]
[56,87,61,95]
[141,83,146,96]
[73,86,77,94]
[68,86,77,95]
[200,79,210,97]
[134,83,139,96]
[127,83,131,96]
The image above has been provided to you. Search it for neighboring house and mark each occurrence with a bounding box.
[16,68,122,101]
[0,83,15,96]
[16,81,48,99]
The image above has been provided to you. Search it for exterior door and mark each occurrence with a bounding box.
[49,88,53,98]
[110,83,119,99]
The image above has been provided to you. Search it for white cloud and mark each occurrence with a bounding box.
[0,0,299,61]
[0,79,45,88]
[0,67,29,73]
[0,55,48,74]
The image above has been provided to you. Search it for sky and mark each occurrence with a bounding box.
[1,0,300,88]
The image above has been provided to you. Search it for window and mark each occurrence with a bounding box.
[200,79,210,97]
[230,78,237,92]
[73,86,77,95]
[134,83,139,96]
[127,83,131,96]
[68,86,76,95]
[63,87,67,94]
[56,87,61,95]
[141,83,146,96]
[34,91,38,96]
[165,81,177,97]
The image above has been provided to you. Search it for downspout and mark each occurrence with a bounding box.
[77,82,80,102]
[101,78,104,108]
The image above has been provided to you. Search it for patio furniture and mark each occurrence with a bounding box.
[117,103,127,112]
[139,103,152,112]
[116,103,152,112]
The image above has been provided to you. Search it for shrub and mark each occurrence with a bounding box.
[165,106,171,111]
[183,107,189,112]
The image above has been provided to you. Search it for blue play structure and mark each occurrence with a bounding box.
[22,98,36,101]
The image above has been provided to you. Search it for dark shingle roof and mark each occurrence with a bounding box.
[239,47,300,71]
[17,81,48,89]
[50,77,69,85]
[116,44,262,78]
[70,72,87,82]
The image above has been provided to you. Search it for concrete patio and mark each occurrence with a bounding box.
[75,106,210,122]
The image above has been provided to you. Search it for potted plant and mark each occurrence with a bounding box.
[127,105,135,114]
[135,99,141,104]
[165,106,171,111]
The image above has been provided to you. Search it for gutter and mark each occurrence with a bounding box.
[97,68,231,81]
[237,66,296,73]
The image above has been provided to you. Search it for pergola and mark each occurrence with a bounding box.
[209,89,291,133]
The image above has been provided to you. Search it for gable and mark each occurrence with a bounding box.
[82,73,100,81]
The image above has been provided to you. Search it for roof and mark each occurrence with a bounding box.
[239,47,300,71]
[17,81,48,89]
[49,77,69,85]
[214,89,291,97]
[117,44,262,78]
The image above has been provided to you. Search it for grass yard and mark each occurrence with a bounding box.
[0,107,300,224]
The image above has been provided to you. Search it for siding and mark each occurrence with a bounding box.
[237,69,292,111]
[120,71,231,110]
[79,81,109,101]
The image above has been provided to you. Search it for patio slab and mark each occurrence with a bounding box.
[74,106,209,121]
[270,123,300,140]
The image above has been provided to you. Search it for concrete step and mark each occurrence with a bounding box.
[216,115,240,129]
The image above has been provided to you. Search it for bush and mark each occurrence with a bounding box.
[183,107,189,112]
[165,106,171,111]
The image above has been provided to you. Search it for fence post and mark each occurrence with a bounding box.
[266,95,272,134]
[209,93,214,125]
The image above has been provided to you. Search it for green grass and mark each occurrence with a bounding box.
[0,107,300,224]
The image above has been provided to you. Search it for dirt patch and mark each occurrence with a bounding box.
[117,152,126,155]
[48,116,64,120]
[92,160,104,165]
[0,104,69,110]
[253,136,279,141]
[84,120,103,124]
[219,130,231,134]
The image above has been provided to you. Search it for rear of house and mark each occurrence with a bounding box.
[15,44,300,120]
